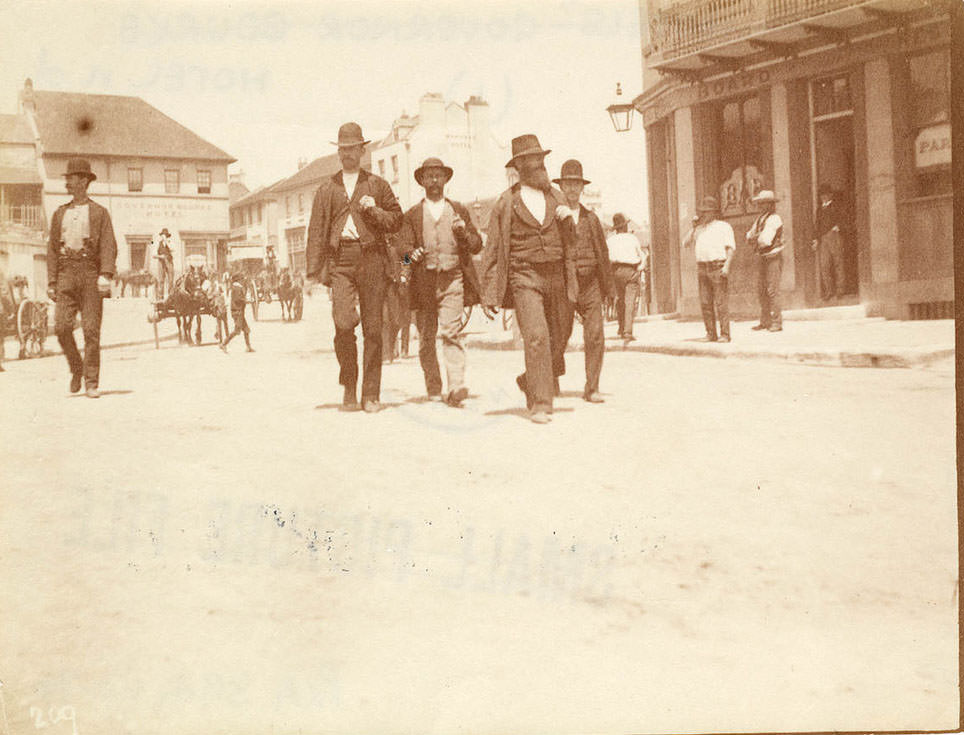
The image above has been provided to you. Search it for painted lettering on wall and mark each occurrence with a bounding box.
[915,123,951,169]
[697,69,770,101]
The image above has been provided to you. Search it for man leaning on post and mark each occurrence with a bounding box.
[47,158,117,398]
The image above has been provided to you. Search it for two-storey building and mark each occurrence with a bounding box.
[635,0,951,319]
[0,112,45,296]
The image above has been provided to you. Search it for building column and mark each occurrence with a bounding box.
[673,106,698,316]
[770,82,795,292]
[863,57,900,315]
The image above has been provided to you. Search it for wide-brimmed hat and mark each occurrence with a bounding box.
[331,122,370,148]
[505,134,551,169]
[63,158,96,182]
[696,196,720,213]
[159,228,171,237]
[552,159,590,186]
[612,212,629,229]
[414,157,454,186]
[751,189,779,203]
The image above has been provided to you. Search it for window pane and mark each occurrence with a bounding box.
[197,170,211,194]
[127,168,143,192]
[164,170,179,193]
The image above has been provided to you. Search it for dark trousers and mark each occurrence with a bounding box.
[612,263,639,337]
[331,243,388,402]
[697,260,729,340]
[757,252,783,329]
[817,229,845,299]
[223,308,251,347]
[562,272,605,397]
[509,260,569,413]
[54,258,103,387]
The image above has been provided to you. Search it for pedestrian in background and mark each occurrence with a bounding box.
[305,122,403,413]
[220,270,254,353]
[683,196,734,343]
[553,159,613,403]
[47,158,117,398]
[605,212,644,341]
[811,183,846,300]
[746,190,784,332]
[154,227,174,300]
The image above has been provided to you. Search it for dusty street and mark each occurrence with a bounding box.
[0,296,957,735]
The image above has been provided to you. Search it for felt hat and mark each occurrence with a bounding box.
[552,159,590,185]
[505,133,551,169]
[612,212,629,229]
[751,189,779,203]
[63,158,96,182]
[331,122,370,148]
[414,157,454,186]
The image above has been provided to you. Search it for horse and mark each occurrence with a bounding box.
[277,269,296,321]
[168,269,204,345]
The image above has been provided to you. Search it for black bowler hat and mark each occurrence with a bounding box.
[505,134,551,169]
[552,159,591,186]
[414,157,454,186]
[331,122,370,148]
[63,158,96,182]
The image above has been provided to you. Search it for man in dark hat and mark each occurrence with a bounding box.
[683,196,734,342]
[220,270,254,353]
[397,157,487,407]
[605,212,645,340]
[306,122,403,413]
[811,183,846,300]
[553,159,613,403]
[746,189,784,331]
[481,134,577,424]
[154,227,174,300]
[46,158,117,398]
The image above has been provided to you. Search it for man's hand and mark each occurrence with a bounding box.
[97,275,111,295]
[451,215,466,232]
[481,305,498,320]
[721,264,730,278]
[46,286,57,302]
[406,247,425,264]
[359,195,376,209]
[555,205,574,221]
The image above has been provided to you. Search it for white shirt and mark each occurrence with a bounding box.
[520,185,546,224]
[341,171,360,239]
[747,212,784,253]
[570,206,580,225]
[62,203,90,251]
[606,232,643,265]
[691,219,735,262]
[424,197,446,222]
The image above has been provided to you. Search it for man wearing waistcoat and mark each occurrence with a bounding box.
[46,158,117,398]
[745,189,784,332]
[306,122,403,412]
[553,159,613,403]
[481,134,577,424]
[397,157,487,407]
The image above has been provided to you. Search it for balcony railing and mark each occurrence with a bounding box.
[0,204,44,230]
[649,0,869,61]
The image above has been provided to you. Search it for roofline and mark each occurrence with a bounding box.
[41,152,237,164]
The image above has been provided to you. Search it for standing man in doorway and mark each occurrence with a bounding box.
[397,157,487,407]
[605,213,644,341]
[46,158,117,398]
[481,134,577,424]
[553,159,613,403]
[683,196,734,342]
[306,122,403,413]
[811,183,845,301]
[746,190,785,332]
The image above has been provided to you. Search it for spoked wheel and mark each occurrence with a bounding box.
[293,291,304,321]
[17,299,48,358]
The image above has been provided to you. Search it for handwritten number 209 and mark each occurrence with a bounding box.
[29,705,78,735]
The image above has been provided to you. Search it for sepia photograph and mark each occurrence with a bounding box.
[0,1,958,733]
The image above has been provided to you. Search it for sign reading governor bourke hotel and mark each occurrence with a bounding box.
[111,196,226,226]
[915,123,950,169]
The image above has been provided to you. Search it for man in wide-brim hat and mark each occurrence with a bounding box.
[396,157,487,407]
[46,157,117,398]
[481,134,578,424]
[154,226,175,300]
[746,189,785,331]
[605,211,646,341]
[552,159,613,402]
[306,122,403,413]
[683,195,735,342]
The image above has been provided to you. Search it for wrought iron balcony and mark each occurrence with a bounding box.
[0,203,44,230]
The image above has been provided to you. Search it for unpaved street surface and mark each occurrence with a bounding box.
[0,298,957,735]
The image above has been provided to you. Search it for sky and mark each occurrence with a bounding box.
[0,0,649,223]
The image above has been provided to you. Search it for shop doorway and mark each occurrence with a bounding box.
[809,74,858,302]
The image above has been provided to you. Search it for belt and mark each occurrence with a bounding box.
[339,237,361,244]
[612,261,639,267]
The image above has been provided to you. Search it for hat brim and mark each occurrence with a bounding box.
[331,139,371,148]
[414,166,454,186]
[751,197,779,203]
[64,171,96,182]
[552,175,591,185]
[505,148,551,169]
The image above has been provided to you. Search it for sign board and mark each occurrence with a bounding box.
[227,243,266,261]
[915,123,950,169]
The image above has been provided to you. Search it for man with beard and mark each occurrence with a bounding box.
[481,135,577,424]
[306,122,403,412]
[553,159,613,403]
[397,158,487,407]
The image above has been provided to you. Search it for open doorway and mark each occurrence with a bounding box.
[810,74,858,302]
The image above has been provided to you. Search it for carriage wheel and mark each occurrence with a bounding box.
[293,291,304,321]
[458,305,473,333]
[17,300,48,358]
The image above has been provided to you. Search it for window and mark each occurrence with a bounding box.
[197,169,211,194]
[378,159,386,179]
[812,76,851,117]
[286,227,307,273]
[391,155,399,183]
[298,193,304,213]
[164,169,180,193]
[127,168,143,192]
[908,49,950,197]
[703,93,772,216]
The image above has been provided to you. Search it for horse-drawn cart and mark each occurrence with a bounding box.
[1,275,49,359]
[147,255,227,349]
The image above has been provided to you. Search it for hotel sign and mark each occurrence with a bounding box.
[915,123,950,169]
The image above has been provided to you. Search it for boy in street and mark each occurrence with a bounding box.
[220,271,254,353]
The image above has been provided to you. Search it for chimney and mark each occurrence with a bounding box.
[465,95,489,140]
[19,78,36,114]
[418,92,445,129]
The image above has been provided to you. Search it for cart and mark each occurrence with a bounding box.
[1,275,49,359]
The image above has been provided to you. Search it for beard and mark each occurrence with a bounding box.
[519,165,551,192]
